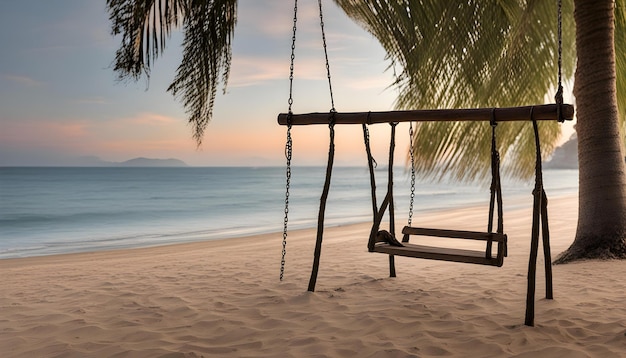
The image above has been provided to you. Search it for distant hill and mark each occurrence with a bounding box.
[545,135,578,169]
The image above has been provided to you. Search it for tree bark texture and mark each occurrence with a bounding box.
[556,0,626,262]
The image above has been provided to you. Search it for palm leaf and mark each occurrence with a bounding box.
[335,0,575,181]
[168,0,237,143]
[107,0,237,144]
[107,0,186,79]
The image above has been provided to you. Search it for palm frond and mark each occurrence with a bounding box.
[107,0,237,144]
[335,0,575,182]
[107,0,186,80]
[168,0,237,144]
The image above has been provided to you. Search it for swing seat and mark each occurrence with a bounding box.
[371,226,507,267]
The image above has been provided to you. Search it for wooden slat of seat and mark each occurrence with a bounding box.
[402,226,507,242]
[372,243,503,266]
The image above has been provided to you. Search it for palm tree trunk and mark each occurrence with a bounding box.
[555,0,626,263]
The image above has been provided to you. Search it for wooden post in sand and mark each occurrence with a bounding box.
[307,122,336,292]
[524,117,555,327]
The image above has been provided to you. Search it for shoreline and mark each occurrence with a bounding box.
[0,192,574,262]
[3,194,626,357]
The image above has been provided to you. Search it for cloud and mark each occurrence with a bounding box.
[228,52,392,89]
[341,74,394,91]
[237,0,321,39]
[0,112,186,152]
[228,0,394,91]
[128,112,180,125]
[3,74,44,87]
[71,96,107,105]
[225,57,282,87]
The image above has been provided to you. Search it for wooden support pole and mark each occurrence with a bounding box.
[388,123,397,278]
[525,189,542,326]
[278,104,574,126]
[307,124,336,292]
[541,190,554,299]
[389,255,396,278]
[526,117,546,327]
[368,194,391,251]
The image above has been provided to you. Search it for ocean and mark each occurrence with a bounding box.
[0,167,578,259]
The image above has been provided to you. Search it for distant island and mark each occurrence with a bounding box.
[544,135,577,169]
[73,156,188,167]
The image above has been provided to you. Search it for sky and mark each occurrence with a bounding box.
[0,1,574,167]
[0,0,402,167]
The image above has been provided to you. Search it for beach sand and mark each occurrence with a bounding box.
[1,194,625,357]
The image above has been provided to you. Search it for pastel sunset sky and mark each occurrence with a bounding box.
[0,1,574,167]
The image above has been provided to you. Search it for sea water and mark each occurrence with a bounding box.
[0,167,578,259]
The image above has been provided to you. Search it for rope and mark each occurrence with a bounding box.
[280,0,298,281]
[531,109,544,193]
[362,119,378,218]
[318,0,335,112]
[487,109,504,235]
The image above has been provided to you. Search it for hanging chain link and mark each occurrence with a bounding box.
[555,0,564,122]
[280,0,298,281]
[280,124,292,281]
[287,0,298,113]
[318,0,335,112]
[407,122,416,226]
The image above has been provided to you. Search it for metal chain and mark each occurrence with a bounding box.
[280,124,292,281]
[280,0,298,281]
[407,122,416,226]
[287,0,298,113]
[555,0,564,122]
[318,0,336,112]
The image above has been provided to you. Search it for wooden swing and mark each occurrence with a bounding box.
[366,110,508,271]
[278,0,573,327]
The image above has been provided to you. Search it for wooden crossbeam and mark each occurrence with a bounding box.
[277,104,574,126]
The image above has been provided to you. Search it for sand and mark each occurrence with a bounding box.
[1,194,625,357]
